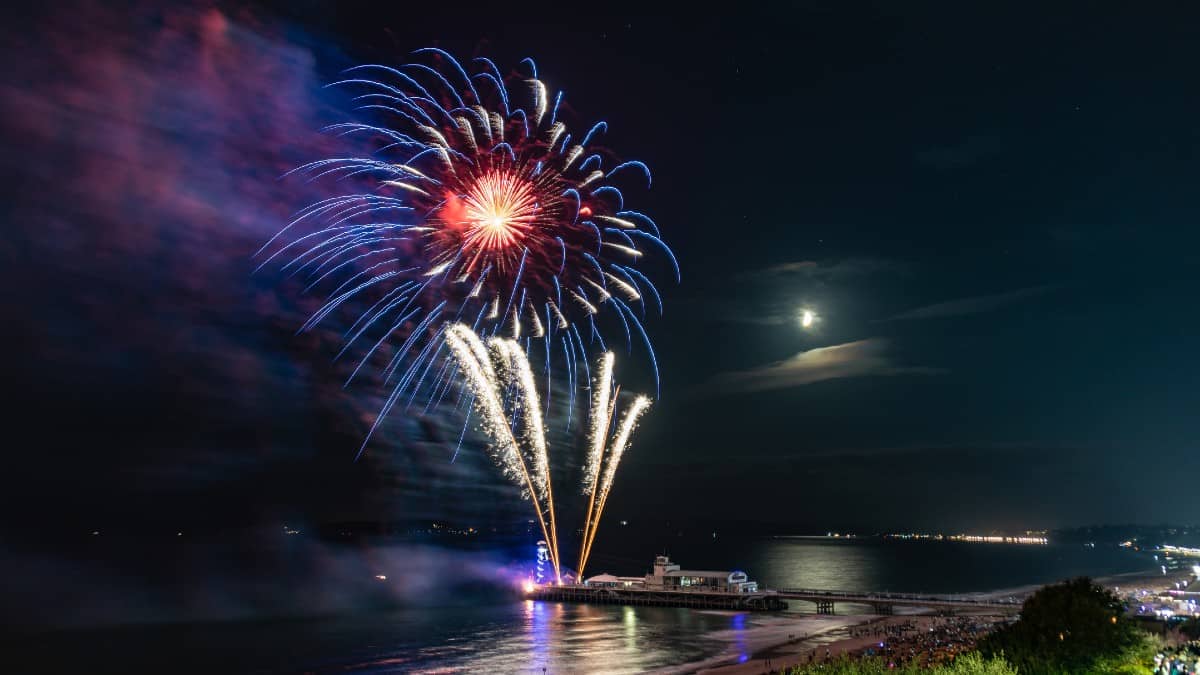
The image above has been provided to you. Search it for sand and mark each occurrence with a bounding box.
[691,613,1001,675]
[649,613,864,674]
[664,565,1194,674]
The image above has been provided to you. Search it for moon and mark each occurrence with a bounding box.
[800,309,815,328]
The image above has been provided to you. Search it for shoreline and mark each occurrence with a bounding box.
[674,563,1184,675]
[654,613,868,675]
[691,611,1000,675]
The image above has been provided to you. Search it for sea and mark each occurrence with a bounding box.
[25,536,1157,674]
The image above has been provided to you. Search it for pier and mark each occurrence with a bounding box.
[529,555,1026,614]
[526,585,1023,614]
[768,588,1021,615]
[527,585,789,611]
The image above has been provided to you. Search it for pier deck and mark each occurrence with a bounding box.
[527,585,789,611]
[772,588,1023,615]
[526,585,1024,614]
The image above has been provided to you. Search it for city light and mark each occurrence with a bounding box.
[1162,544,1200,557]
[884,532,1049,545]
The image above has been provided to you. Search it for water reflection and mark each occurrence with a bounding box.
[32,540,1153,673]
[320,539,1151,673]
[622,605,637,656]
[524,599,551,673]
[589,534,1150,595]
[731,612,749,663]
[747,538,1149,594]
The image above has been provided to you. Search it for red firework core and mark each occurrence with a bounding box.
[457,169,538,253]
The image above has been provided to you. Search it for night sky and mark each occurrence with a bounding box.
[3,1,1199,548]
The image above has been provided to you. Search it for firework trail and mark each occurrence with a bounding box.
[581,352,614,493]
[257,48,677,457]
[444,324,651,584]
[577,362,652,580]
[491,338,561,568]
[443,324,561,581]
[578,351,613,571]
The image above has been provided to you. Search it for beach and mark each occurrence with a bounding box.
[657,613,867,675]
[692,612,1004,675]
[682,567,1192,674]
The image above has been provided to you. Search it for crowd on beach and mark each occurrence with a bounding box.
[1155,641,1200,674]
[762,615,1003,672]
[716,571,1198,675]
[846,616,1001,668]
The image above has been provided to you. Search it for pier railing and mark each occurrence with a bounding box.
[556,583,1023,606]
[772,588,1024,608]
[527,584,1024,614]
[529,584,789,610]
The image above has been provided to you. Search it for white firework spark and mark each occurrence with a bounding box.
[445,324,561,581]
[596,395,652,506]
[578,394,651,579]
[582,352,614,492]
[443,326,518,484]
[575,352,654,580]
[445,326,652,586]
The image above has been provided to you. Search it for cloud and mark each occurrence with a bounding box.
[884,284,1062,321]
[707,257,906,326]
[740,257,902,281]
[752,260,820,276]
[703,300,803,327]
[700,338,942,395]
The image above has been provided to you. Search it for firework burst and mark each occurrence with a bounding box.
[577,383,651,581]
[443,324,651,585]
[443,324,562,581]
[257,49,676,456]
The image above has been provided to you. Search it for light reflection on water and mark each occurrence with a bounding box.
[587,535,1154,595]
[328,539,1151,673]
[731,612,749,663]
[353,601,740,674]
[46,538,1152,673]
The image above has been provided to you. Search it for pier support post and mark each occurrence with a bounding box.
[816,600,835,614]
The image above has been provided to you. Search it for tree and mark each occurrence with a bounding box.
[977,577,1146,674]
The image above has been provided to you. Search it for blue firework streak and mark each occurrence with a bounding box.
[257,48,677,457]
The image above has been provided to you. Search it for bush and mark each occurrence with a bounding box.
[977,577,1147,674]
